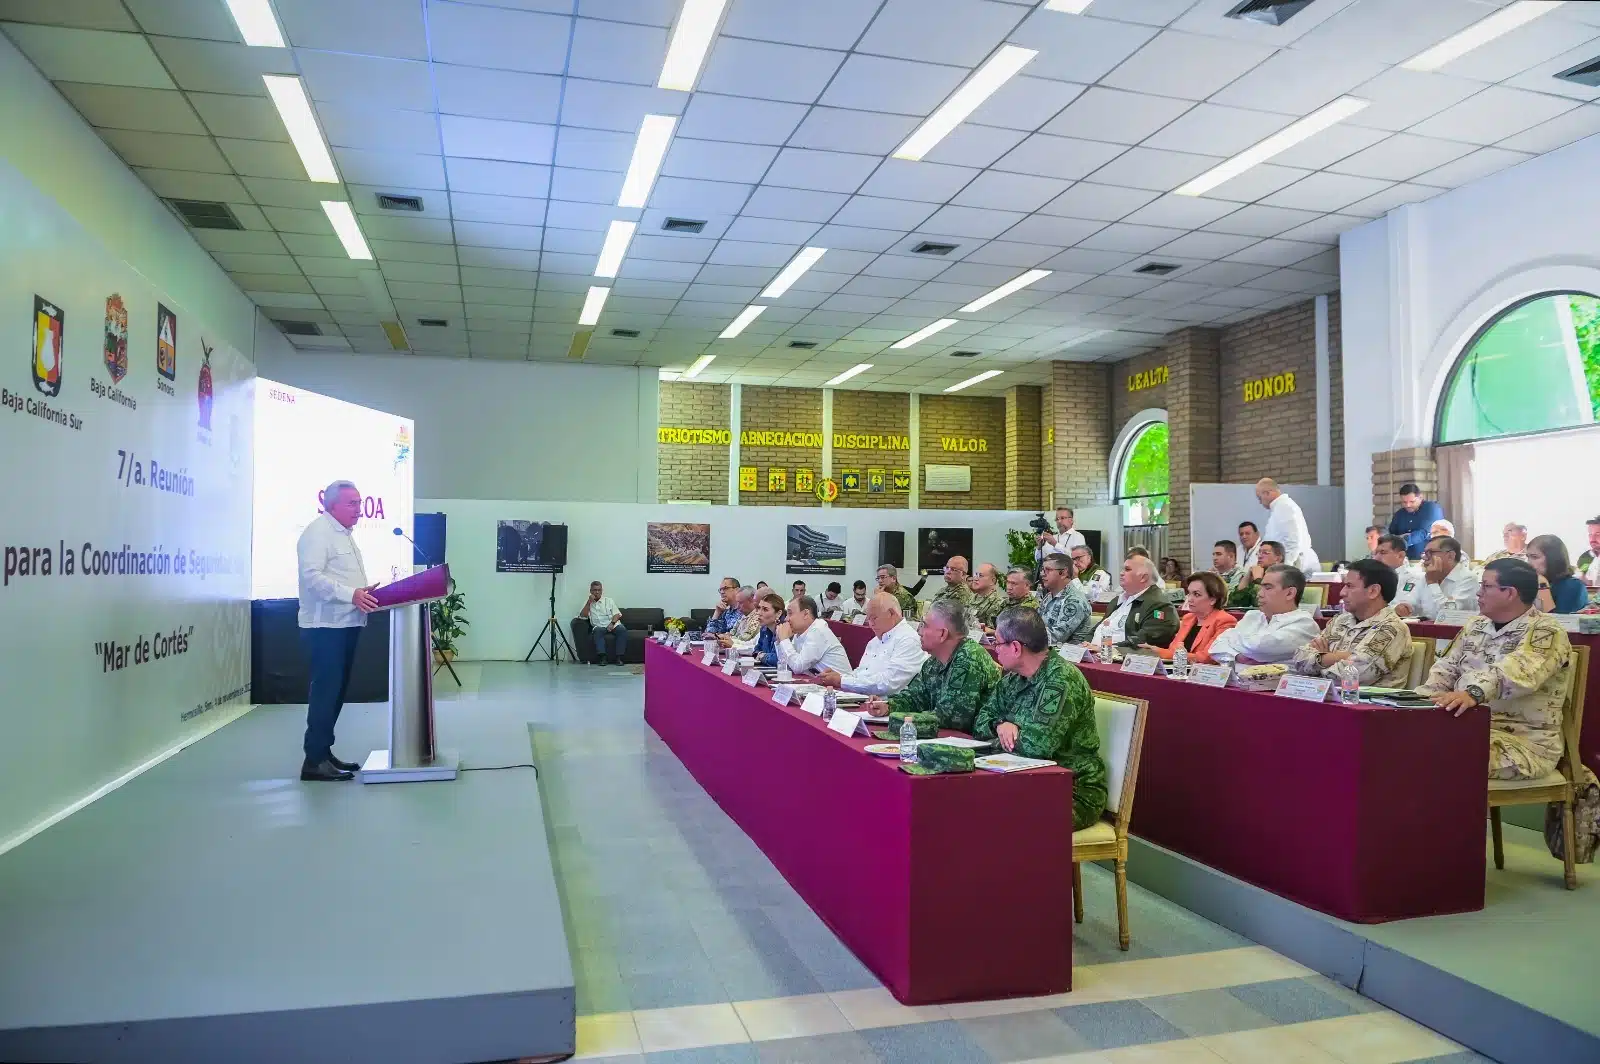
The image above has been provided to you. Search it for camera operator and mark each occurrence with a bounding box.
[1035,506,1086,564]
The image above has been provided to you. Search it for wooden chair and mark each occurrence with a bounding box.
[1488,644,1589,889]
[1073,691,1150,950]
[1405,638,1436,689]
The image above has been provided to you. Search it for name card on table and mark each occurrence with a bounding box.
[741,668,760,687]
[1434,609,1479,628]
[1058,644,1087,663]
[1274,675,1333,702]
[680,640,694,655]
[702,649,717,666]
[1121,654,1160,676]
[722,656,739,675]
[772,685,795,706]
[1189,664,1231,688]
[827,709,867,738]
[800,692,826,717]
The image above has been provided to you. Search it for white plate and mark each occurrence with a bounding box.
[864,743,904,758]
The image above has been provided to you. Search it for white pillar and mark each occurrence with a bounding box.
[1314,294,1331,486]
[726,383,741,506]
[908,392,921,510]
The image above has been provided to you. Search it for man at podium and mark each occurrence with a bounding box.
[297,480,379,782]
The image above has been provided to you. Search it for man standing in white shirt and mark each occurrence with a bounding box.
[579,581,625,664]
[775,595,851,675]
[1254,478,1320,573]
[1415,535,1480,620]
[1207,564,1321,665]
[1374,534,1427,618]
[297,480,379,782]
[815,593,926,696]
[1036,506,1087,562]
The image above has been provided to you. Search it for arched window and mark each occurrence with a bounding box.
[1437,292,1600,444]
[1116,419,1169,526]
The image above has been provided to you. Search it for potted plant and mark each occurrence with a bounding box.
[430,577,469,665]
[1005,529,1037,572]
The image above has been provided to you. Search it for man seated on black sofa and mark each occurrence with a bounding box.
[579,580,626,665]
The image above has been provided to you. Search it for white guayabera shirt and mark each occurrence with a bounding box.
[297,512,369,628]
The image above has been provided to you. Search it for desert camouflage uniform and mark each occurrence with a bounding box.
[975,653,1107,829]
[1290,605,1413,687]
[1037,581,1094,645]
[971,587,1010,627]
[1418,608,1573,780]
[931,580,975,613]
[886,638,1001,734]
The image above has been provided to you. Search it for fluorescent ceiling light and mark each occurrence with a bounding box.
[659,368,684,381]
[891,318,958,349]
[320,201,371,260]
[223,0,285,47]
[579,286,610,326]
[1060,329,1110,348]
[719,305,766,339]
[894,45,1037,162]
[1402,1,1564,72]
[1044,0,1095,11]
[683,354,715,379]
[1174,96,1369,197]
[594,220,637,279]
[263,75,339,183]
[825,363,873,387]
[619,114,677,209]
[959,269,1051,313]
[944,369,1003,393]
[659,0,730,91]
[761,246,828,299]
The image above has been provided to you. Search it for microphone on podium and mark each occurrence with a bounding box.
[393,526,433,566]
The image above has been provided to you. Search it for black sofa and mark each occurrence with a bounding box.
[571,607,664,664]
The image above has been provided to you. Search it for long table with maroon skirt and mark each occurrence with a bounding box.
[1078,660,1488,923]
[643,639,1074,1004]
[828,618,873,668]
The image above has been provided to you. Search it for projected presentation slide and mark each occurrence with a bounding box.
[251,379,415,600]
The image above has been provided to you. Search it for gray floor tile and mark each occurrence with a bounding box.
[1055,1000,1186,1050]
[754,1031,883,1064]
[859,1019,994,1064]
[623,967,730,1010]
[958,1010,1091,1061]
[646,1043,760,1063]
[1225,977,1359,1025]
[1410,1053,1498,1064]
[1140,987,1276,1037]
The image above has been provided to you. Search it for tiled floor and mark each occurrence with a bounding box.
[445,662,1493,1064]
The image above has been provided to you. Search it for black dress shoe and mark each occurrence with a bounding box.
[301,759,354,782]
[328,753,361,772]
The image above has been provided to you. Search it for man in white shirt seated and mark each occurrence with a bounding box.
[1254,478,1320,573]
[1207,564,1321,665]
[774,595,851,675]
[1373,534,1427,618]
[818,581,845,619]
[1036,506,1087,563]
[1415,535,1480,619]
[1238,520,1262,572]
[579,580,625,665]
[836,579,869,623]
[815,593,926,696]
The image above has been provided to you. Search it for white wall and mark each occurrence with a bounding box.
[1339,132,1600,548]
[258,351,658,503]
[420,499,1054,660]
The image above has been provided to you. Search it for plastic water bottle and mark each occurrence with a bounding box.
[1338,662,1359,704]
[1172,644,1188,678]
[899,716,918,764]
[823,688,837,720]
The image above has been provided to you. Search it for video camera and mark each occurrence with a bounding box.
[1028,512,1053,535]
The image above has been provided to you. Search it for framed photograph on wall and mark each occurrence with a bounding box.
[786,524,846,575]
[916,527,973,576]
[646,522,711,574]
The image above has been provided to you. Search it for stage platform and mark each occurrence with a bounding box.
[1127,823,1600,1064]
[0,695,574,1064]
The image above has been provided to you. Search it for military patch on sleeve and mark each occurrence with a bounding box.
[1530,629,1555,651]
[1152,607,1169,621]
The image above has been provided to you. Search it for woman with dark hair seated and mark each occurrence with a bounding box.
[1159,556,1184,588]
[1526,534,1589,614]
[1144,572,1238,664]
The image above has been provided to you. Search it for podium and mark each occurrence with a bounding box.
[359,564,460,784]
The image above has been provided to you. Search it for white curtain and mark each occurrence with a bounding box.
[1469,426,1600,561]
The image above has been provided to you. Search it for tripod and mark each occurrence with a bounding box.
[524,569,577,664]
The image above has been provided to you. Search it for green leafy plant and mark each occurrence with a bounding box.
[1006,529,1037,571]
[429,577,469,660]
[1227,582,1258,610]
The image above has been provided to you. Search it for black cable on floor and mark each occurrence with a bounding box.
[460,763,538,775]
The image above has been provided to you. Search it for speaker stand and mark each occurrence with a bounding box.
[524,569,576,664]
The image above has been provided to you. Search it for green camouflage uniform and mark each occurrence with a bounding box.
[1290,605,1413,687]
[931,580,975,613]
[1418,608,1573,780]
[975,654,1107,830]
[887,583,917,617]
[1037,581,1094,645]
[971,587,1010,627]
[887,638,1002,734]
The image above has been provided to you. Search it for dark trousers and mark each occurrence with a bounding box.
[301,626,363,762]
[592,624,627,662]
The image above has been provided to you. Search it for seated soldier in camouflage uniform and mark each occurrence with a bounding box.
[1420,558,1573,780]
[930,555,975,613]
[969,562,1009,628]
[1036,553,1094,646]
[976,606,1107,830]
[876,563,918,617]
[1291,559,1413,687]
[862,600,1000,734]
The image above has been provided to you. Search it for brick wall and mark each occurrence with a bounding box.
[1006,384,1043,510]
[1165,327,1222,569]
[832,390,910,510]
[1329,292,1344,487]
[739,386,822,508]
[1110,348,1171,443]
[919,394,1007,510]
[1050,361,1112,509]
[1040,382,1056,508]
[657,381,729,503]
[1371,447,1437,530]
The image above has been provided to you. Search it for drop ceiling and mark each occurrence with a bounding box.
[5,0,1600,395]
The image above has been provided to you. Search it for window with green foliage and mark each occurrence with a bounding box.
[1117,420,1168,526]
[1438,292,1600,444]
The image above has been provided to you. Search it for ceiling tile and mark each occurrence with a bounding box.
[1341,181,1445,218]
[148,35,294,95]
[1414,146,1535,188]
[1293,0,1492,67]
[451,191,547,226]
[743,185,849,222]
[1040,86,1192,145]
[969,74,1086,133]
[1499,104,1600,154]
[333,147,447,189]
[992,132,1126,180]
[951,170,1071,213]
[545,199,621,231]
[720,0,881,49]
[217,138,307,180]
[434,63,563,125]
[1154,231,1260,261]
[568,15,667,86]
[918,205,1025,239]
[829,195,935,231]
[279,234,344,259]
[857,158,980,203]
[1007,8,1159,84]
[821,53,969,117]
[1,0,134,31]
[763,147,880,194]
[553,126,638,171]
[1324,133,1477,182]
[1039,181,1157,222]
[1143,103,1294,158]
[1100,29,1273,101]
[1408,85,1576,146]
[193,229,289,255]
[318,103,440,154]
[187,92,287,142]
[439,115,555,165]
[698,37,846,104]
[661,138,779,183]
[1119,194,1240,230]
[558,77,685,133]
[963,240,1060,267]
[722,216,823,245]
[676,92,808,146]
[1274,213,1365,243]
[370,239,458,264]
[1209,46,1387,117]
[427,2,569,73]
[1203,204,1322,239]
[1342,67,1484,132]
[99,128,228,172]
[1261,172,1394,213]
[810,224,904,252]
[3,22,173,87]
[1265,122,1390,171]
[55,82,203,134]
[788,106,918,156]
[649,175,753,214]
[1076,222,1185,255]
[922,123,1030,169]
[361,214,456,243]
[275,0,426,57]
[1086,146,1219,192]
[854,0,1027,67]
[549,166,623,205]
[458,245,540,269]
[454,220,544,251]
[297,51,434,111]
[1000,214,1104,246]
[446,157,553,198]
